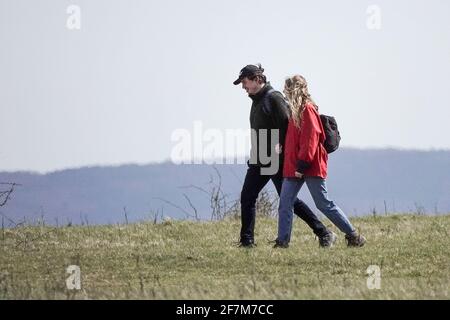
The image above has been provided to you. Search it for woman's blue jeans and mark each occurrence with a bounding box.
[278,177,355,243]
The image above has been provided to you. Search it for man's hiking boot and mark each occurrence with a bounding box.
[238,240,256,248]
[345,233,366,247]
[319,231,337,248]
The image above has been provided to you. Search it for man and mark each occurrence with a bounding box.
[233,64,335,248]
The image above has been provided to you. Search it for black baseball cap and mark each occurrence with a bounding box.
[233,64,264,85]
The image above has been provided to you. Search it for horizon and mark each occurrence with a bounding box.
[1,146,450,175]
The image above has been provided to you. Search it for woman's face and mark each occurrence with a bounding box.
[283,87,291,100]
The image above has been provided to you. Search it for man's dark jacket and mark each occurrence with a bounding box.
[248,82,290,168]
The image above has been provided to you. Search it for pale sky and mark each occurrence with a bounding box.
[1,0,449,173]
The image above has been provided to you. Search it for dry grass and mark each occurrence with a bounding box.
[0,214,449,299]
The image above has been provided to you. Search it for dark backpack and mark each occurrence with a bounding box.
[320,114,341,153]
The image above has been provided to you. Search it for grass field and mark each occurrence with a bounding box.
[0,214,449,299]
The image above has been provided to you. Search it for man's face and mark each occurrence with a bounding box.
[241,77,262,95]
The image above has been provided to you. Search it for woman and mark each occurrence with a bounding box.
[274,75,366,248]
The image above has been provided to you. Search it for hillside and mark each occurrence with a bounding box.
[1,214,449,299]
[1,148,450,225]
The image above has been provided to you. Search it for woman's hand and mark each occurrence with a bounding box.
[275,143,283,154]
[294,171,304,179]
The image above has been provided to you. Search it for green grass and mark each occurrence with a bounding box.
[1,214,449,299]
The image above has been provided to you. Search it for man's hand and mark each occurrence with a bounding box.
[295,171,304,179]
[275,143,283,154]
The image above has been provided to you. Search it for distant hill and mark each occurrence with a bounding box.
[1,148,449,225]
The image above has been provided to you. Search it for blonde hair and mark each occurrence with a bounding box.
[283,75,317,128]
